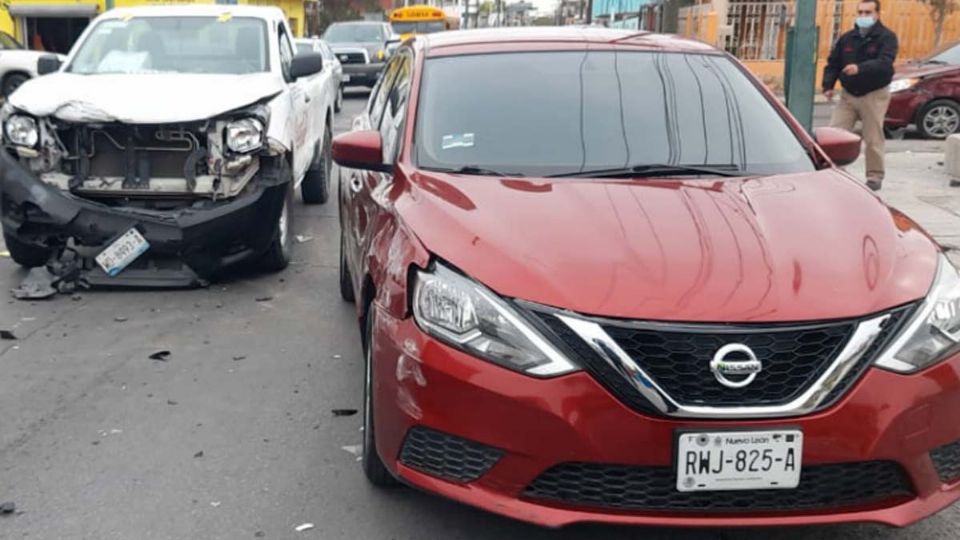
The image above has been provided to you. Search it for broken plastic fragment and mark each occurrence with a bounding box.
[210,501,221,508]
[294,523,314,532]
[0,502,14,514]
[194,450,204,458]
[255,296,273,302]
[0,330,16,341]
[331,409,358,417]
[149,351,171,361]
[341,445,362,457]
[11,267,58,300]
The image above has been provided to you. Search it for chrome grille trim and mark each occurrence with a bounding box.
[556,312,891,419]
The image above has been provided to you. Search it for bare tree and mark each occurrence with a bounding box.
[921,0,960,47]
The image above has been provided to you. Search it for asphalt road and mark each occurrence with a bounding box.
[1,91,959,540]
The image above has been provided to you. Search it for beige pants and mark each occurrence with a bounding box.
[829,87,892,180]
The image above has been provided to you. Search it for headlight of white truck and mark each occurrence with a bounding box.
[876,254,960,373]
[225,118,264,154]
[4,115,39,147]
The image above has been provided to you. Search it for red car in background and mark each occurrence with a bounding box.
[887,41,960,139]
[334,28,960,529]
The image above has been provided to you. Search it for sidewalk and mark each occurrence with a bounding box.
[845,147,960,266]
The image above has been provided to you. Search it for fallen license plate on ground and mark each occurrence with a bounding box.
[95,228,150,276]
[676,429,803,492]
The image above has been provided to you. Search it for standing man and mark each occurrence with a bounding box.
[823,0,898,191]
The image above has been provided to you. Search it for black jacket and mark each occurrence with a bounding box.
[823,21,899,97]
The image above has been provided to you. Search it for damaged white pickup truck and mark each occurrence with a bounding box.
[0,5,336,290]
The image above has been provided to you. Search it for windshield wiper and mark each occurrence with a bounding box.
[442,165,525,177]
[550,164,748,179]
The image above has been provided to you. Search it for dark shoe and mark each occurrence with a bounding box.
[866,178,883,191]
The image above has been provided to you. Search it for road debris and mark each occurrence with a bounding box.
[294,523,315,532]
[210,501,221,508]
[194,451,204,458]
[332,409,358,417]
[232,355,246,361]
[149,350,171,362]
[0,330,16,340]
[114,316,128,323]
[341,445,362,457]
[167,399,178,406]
[331,354,342,359]
[10,267,58,300]
[294,235,314,244]
[0,502,15,515]
[255,296,273,302]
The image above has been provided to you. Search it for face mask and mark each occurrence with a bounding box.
[856,16,876,29]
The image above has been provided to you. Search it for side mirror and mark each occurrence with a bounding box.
[290,52,323,79]
[332,130,391,173]
[814,126,861,167]
[37,54,62,76]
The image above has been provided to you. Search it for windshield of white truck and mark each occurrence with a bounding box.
[68,16,270,75]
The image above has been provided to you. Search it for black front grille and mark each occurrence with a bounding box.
[525,461,913,512]
[931,440,960,484]
[528,304,915,412]
[399,427,503,483]
[337,52,366,64]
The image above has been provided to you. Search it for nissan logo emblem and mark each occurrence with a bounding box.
[710,343,763,389]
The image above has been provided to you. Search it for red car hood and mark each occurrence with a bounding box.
[397,168,939,323]
[896,62,960,79]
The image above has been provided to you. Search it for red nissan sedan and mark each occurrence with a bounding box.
[333,28,960,529]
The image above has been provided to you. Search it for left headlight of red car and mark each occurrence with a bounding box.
[878,255,960,373]
[413,262,579,377]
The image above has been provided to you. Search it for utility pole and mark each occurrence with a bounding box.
[785,0,817,132]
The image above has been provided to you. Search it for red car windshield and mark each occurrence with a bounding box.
[415,51,816,178]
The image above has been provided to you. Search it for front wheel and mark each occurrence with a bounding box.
[3,231,53,267]
[362,308,399,487]
[259,182,293,272]
[918,99,960,139]
[301,125,332,205]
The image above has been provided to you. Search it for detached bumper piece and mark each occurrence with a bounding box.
[399,427,504,484]
[524,461,914,513]
[0,151,287,289]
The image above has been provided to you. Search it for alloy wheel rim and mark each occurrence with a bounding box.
[924,106,960,137]
[363,328,374,457]
[278,197,289,249]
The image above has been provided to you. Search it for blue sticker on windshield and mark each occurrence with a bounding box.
[442,133,475,150]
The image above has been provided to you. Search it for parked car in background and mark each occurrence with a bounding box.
[334,27,960,530]
[1,5,337,288]
[322,21,392,88]
[887,40,960,139]
[0,30,65,97]
[297,37,344,112]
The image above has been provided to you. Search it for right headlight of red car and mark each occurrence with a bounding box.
[413,262,578,377]
[877,254,960,373]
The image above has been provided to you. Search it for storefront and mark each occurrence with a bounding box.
[0,0,309,52]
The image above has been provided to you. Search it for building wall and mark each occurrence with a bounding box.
[0,0,307,46]
[680,0,960,91]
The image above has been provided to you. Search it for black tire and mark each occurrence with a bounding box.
[918,99,960,140]
[335,86,344,113]
[339,229,355,302]
[301,124,332,205]
[260,180,294,272]
[362,308,399,487]
[2,73,28,98]
[3,231,52,267]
